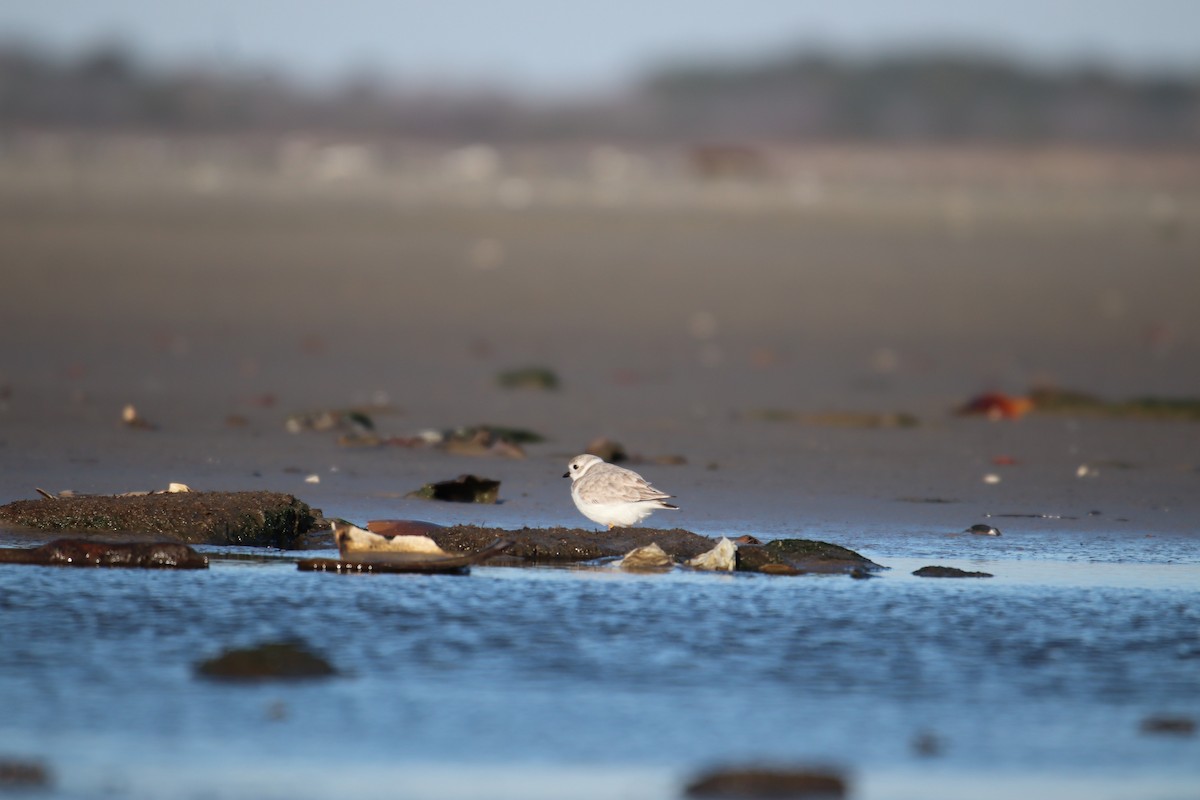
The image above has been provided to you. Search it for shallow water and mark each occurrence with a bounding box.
[1,538,1197,799]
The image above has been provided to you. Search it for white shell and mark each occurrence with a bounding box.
[332,521,448,559]
[616,542,673,571]
[688,537,737,571]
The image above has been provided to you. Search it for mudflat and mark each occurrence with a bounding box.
[1,142,1196,539]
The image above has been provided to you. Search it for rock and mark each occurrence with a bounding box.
[366,519,447,537]
[195,641,337,682]
[332,521,448,559]
[421,526,881,575]
[617,543,673,571]
[1139,715,1195,736]
[0,758,52,789]
[913,566,993,578]
[736,539,884,575]
[406,475,500,504]
[912,731,943,757]
[0,491,319,548]
[0,539,208,569]
[685,766,847,798]
[966,524,1001,536]
[688,537,737,571]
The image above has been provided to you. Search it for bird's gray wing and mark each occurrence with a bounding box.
[588,465,674,503]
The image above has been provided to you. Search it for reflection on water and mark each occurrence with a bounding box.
[0,556,1197,799]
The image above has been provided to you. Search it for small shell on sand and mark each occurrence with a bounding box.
[332,521,448,559]
[688,537,737,571]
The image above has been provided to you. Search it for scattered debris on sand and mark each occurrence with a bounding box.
[913,566,994,578]
[496,366,559,390]
[684,766,848,798]
[285,407,377,434]
[957,392,1033,420]
[0,491,320,548]
[406,475,500,504]
[0,539,208,569]
[1030,386,1200,421]
[195,641,337,682]
[121,403,157,430]
[747,409,919,428]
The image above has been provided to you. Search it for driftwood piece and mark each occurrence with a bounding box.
[297,538,512,575]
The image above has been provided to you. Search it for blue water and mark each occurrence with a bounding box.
[1,542,1198,799]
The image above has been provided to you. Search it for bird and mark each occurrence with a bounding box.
[563,454,679,529]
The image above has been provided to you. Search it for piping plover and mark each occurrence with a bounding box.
[563,454,679,529]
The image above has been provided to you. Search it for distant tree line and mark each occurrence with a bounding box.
[0,41,1196,146]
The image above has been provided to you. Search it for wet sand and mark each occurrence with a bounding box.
[1,142,1197,540]
[1,141,1198,799]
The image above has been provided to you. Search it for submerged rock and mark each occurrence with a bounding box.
[685,766,847,798]
[913,566,993,578]
[688,537,737,571]
[195,641,337,682]
[0,539,208,569]
[1139,715,1195,736]
[0,491,318,548]
[736,539,883,575]
[0,758,52,789]
[406,475,500,504]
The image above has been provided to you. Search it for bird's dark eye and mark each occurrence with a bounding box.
[572,464,578,470]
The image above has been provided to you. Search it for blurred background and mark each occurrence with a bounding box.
[3,0,1198,140]
[0,0,1198,463]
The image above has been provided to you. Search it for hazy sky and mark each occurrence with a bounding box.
[3,1,1197,92]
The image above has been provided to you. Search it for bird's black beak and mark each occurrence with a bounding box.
[562,472,570,478]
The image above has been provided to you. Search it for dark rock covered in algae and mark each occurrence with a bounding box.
[913,565,993,578]
[423,525,882,574]
[0,492,319,548]
[0,538,208,569]
[195,641,336,682]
